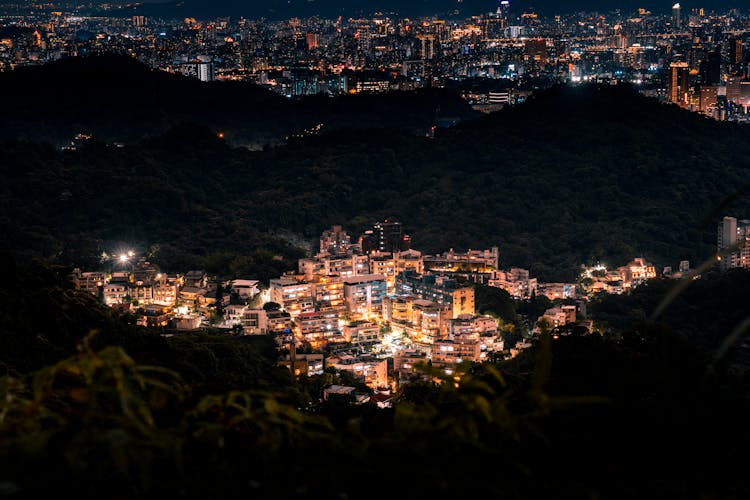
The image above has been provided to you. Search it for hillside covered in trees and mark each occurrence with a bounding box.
[0,54,478,148]
[2,62,750,281]
[1,253,749,499]
[3,55,750,499]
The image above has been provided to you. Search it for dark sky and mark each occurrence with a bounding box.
[126,1,745,20]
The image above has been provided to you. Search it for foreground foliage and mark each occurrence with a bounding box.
[2,263,750,498]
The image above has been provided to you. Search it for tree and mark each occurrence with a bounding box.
[263,301,281,311]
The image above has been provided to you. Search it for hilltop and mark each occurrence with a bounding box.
[0,54,478,148]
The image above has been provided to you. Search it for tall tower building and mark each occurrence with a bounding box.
[701,49,721,85]
[672,3,681,29]
[669,61,690,106]
[417,34,436,60]
[718,216,750,271]
[729,38,744,67]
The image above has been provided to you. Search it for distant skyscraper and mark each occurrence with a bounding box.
[197,60,214,82]
[700,49,721,85]
[524,38,548,65]
[717,216,750,271]
[729,38,744,66]
[699,85,718,114]
[417,34,436,60]
[306,32,318,50]
[669,61,689,106]
[672,3,681,29]
[726,75,743,103]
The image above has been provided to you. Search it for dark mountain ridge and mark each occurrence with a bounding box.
[0,54,478,148]
[2,57,750,282]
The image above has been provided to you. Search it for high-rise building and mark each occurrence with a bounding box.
[699,85,718,114]
[669,61,690,106]
[699,49,721,85]
[727,75,744,103]
[195,56,214,82]
[687,43,704,72]
[672,3,681,29]
[306,32,318,50]
[729,38,744,66]
[717,216,750,271]
[417,34,436,60]
[361,219,410,253]
[482,12,506,41]
[524,38,548,65]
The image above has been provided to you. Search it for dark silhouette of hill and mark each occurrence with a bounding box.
[0,54,478,148]
[2,80,750,283]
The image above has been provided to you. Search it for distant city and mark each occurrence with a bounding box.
[1,2,749,120]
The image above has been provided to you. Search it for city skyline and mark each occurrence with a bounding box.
[0,0,747,19]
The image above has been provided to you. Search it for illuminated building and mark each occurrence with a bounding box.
[717,216,750,271]
[360,219,410,253]
[395,270,475,318]
[342,320,381,345]
[269,276,314,318]
[482,12,506,42]
[488,267,537,299]
[278,353,324,377]
[417,33,436,60]
[239,308,269,335]
[669,61,690,106]
[306,32,318,50]
[537,282,576,301]
[729,38,744,66]
[616,258,657,288]
[395,249,424,275]
[726,75,744,104]
[319,225,352,256]
[368,251,397,291]
[431,338,481,368]
[230,279,260,299]
[524,38,548,65]
[311,274,345,312]
[298,253,369,280]
[383,295,451,344]
[343,274,387,318]
[297,310,343,348]
[538,305,577,330]
[393,349,428,382]
[266,309,292,334]
[699,85,718,114]
[326,353,388,389]
[73,270,106,296]
[423,247,499,283]
[672,3,681,29]
[355,79,390,93]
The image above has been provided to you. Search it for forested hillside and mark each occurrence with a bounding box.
[2,77,749,281]
[0,54,477,148]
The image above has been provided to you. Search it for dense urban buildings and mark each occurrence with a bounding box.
[1,3,749,120]
[64,215,721,391]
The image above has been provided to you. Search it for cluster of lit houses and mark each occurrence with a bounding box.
[71,220,688,397]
